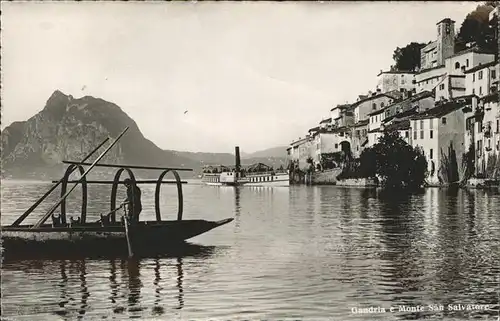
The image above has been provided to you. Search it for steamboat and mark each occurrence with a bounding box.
[201,147,290,187]
[0,127,234,258]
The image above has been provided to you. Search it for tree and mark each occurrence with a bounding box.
[392,42,427,72]
[455,4,498,52]
[360,131,428,191]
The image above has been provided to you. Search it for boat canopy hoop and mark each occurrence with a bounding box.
[60,164,88,224]
[110,167,137,223]
[155,169,183,222]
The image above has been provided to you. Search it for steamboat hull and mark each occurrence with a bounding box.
[1,218,233,258]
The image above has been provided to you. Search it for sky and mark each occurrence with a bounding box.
[1,1,479,153]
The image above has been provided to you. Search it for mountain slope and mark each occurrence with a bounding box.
[1,90,197,179]
[242,146,288,159]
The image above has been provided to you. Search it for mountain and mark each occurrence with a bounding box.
[1,90,198,179]
[0,90,289,180]
[242,146,288,159]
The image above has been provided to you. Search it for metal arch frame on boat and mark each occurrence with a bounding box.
[10,127,193,228]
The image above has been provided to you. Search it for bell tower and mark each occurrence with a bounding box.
[436,18,455,66]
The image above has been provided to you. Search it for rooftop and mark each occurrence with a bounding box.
[353,119,369,127]
[384,119,411,131]
[463,60,498,74]
[449,47,496,59]
[416,64,446,75]
[410,95,476,120]
[330,104,350,111]
[436,18,455,25]
[351,90,402,108]
[368,107,387,117]
[383,106,419,123]
[377,70,416,76]
[319,118,332,124]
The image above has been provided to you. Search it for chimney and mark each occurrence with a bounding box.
[376,88,381,93]
[235,146,241,172]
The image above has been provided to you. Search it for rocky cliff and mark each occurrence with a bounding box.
[1,90,197,179]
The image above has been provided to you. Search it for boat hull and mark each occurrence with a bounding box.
[202,173,290,187]
[1,218,233,258]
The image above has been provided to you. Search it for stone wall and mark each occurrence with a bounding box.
[311,168,342,185]
[336,178,378,187]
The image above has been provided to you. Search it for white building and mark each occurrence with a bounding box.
[410,96,477,185]
[352,90,401,123]
[434,75,466,102]
[464,61,498,98]
[445,48,496,76]
[376,71,415,93]
[367,107,385,147]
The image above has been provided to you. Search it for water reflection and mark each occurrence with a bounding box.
[2,181,499,320]
[2,243,213,319]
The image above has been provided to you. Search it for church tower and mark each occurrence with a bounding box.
[436,18,455,66]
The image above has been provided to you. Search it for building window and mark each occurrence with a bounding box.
[488,139,491,149]
[420,120,424,129]
[405,131,409,138]
[473,88,475,94]
[430,148,433,160]
[479,86,482,95]
[401,79,405,85]
[372,103,377,110]
[335,143,338,149]
[479,71,484,80]
[497,119,499,133]
[473,74,475,82]
[414,131,417,140]
[430,130,433,139]
[430,119,434,129]
[381,102,385,108]
[420,130,424,139]
[455,62,460,69]
[466,59,469,67]
[478,121,482,133]
[492,70,497,79]
[439,84,445,90]
[497,140,499,151]
[442,117,447,125]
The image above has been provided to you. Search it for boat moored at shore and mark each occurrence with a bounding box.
[0,127,234,258]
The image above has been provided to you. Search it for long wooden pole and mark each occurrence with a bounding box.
[11,137,110,226]
[123,215,134,258]
[32,127,129,229]
[52,180,188,184]
[61,161,193,171]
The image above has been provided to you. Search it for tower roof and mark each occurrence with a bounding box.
[437,18,455,25]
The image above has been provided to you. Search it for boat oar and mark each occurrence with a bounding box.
[123,214,134,258]
[11,137,110,226]
[32,127,129,229]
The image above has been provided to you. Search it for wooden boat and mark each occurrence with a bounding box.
[0,127,234,258]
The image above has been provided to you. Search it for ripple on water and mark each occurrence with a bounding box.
[1,184,499,320]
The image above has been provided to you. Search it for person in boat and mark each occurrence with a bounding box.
[122,178,142,223]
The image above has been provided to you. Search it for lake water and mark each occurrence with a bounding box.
[1,180,499,320]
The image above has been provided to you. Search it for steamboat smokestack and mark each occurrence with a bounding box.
[235,146,241,172]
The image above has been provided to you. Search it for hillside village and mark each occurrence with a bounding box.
[287,10,500,187]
